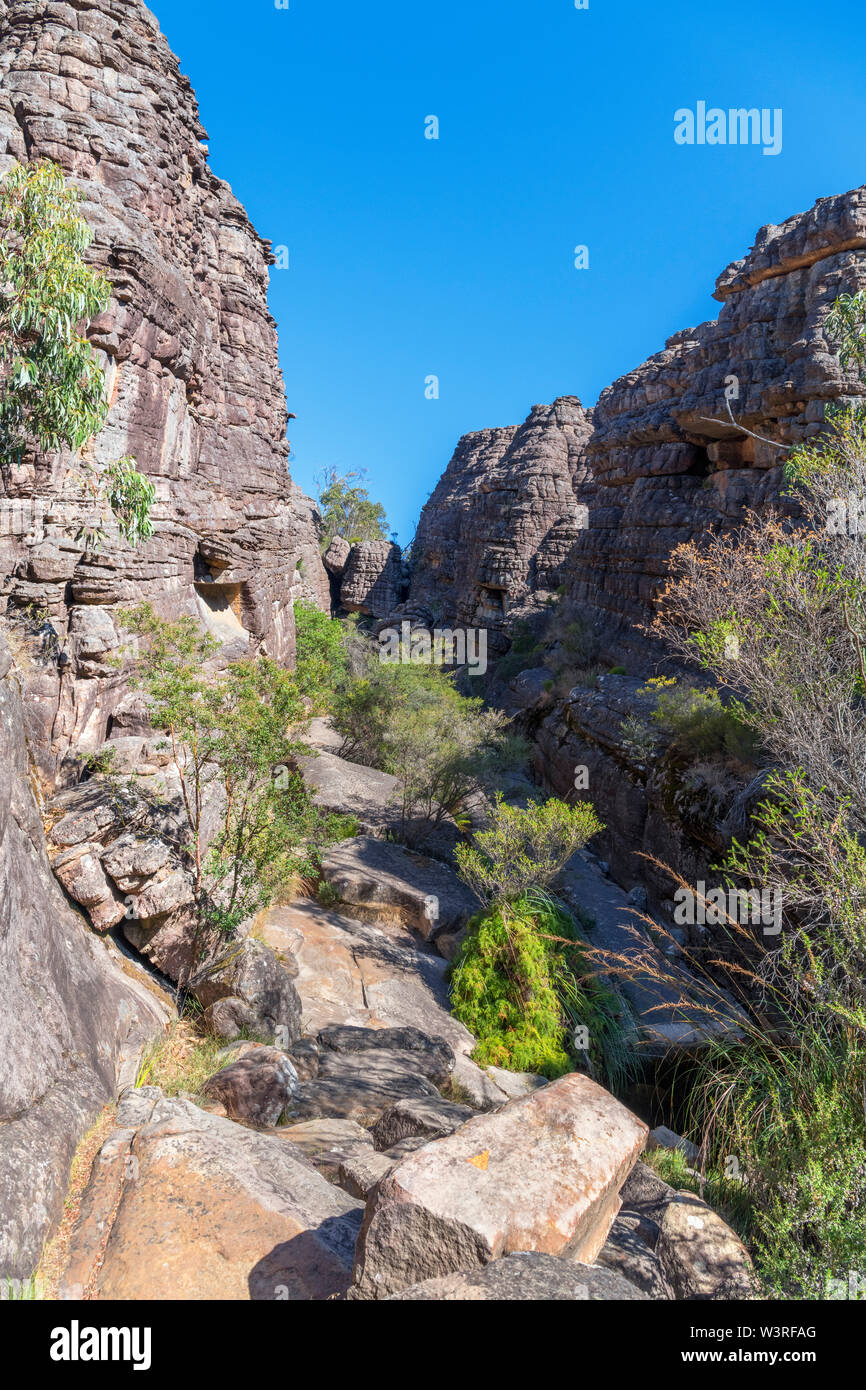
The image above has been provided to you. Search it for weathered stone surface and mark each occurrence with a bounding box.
[0,634,169,1281]
[0,0,329,783]
[296,752,402,838]
[593,1213,673,1298]
[289,1048,443,1126]
[320,835,481,942]
[278,1116,373,1182]
[259,899,476,1058]
[370,1096,474,1152]
[352,1073,648,1299]
[322,536,351,577]
[59,1090,363,1301]
[341,541,405,618]
[337,1149,396,1201]
[192,938,303,1045]
[619,1160,677,1231]
[202,1045,299,1128]
[318,1024,455,1088]
[387,1251,649,1301]
[409,398,593,649]
[657,1191,754,1300]
[449,1053,510,1110]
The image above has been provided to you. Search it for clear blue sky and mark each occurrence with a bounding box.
[153,0,866,544]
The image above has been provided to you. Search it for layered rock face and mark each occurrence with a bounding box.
[410,188,866,659]
[0,0,329,780]
[409,398,593,649]
[0,632,168,1281]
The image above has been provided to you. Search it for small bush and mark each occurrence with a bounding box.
[640,676,759,762]
[293,601,348,712]
[450,895,577,1078]
[455,794,603,906]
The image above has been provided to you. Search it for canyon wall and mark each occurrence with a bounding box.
[0,630,168,1281]
[410,185,866,661]
[0,0,328,1276]
[408,185,866,892]
[0,0,329,783]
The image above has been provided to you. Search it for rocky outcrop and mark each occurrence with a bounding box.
[0,633,169,1281]
[410,188,866,662]
[58,1089,363,1301]
[340,540,405,618]
[0,0,329,783]
[409,398,593,650]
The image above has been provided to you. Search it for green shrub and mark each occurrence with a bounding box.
[332,659,526,845]
[0,160,154,546]
[455,793,602,906]
[450,895,577,1078]
[293,600,349,712]
[640,676,759,762]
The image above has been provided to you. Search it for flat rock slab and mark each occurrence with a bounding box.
[295,751,403,838]
[290,1048,443,1125]
[352,1072,648,1299]
[277,1117,373,1181]
[320,836,481,942]
[59,1090,363,1301]
[259,899,475,1058]
[657,1191,754,1300]
[387,1251,649,1301]
[370,1097,474,1152]
[318,1024,455,1088]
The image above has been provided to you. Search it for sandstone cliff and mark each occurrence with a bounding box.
[409,186,866,659]
[0,0,329,782]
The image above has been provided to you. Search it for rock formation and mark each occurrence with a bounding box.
[0,631,168,1281]
[409,187,866,659]
[0,0,329,783]
[340,539,405,618]
[409,398,593,649]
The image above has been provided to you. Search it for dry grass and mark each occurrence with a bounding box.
[37,1103,118,1300]
[134,1017,227,1097]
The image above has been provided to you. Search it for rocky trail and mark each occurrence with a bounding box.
[23,724,752,1302]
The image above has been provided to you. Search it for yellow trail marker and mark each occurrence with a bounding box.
[467,1150,490,1171]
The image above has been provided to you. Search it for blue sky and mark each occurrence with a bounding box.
[153,0,866,544]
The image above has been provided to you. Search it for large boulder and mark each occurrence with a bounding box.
[191,938,303,1045]
[59,1090,363,1301]
[340,541,404,618]
[352,1072,648,1299]
[387,1252,649,1301]
[202,1046,299,1127]
[656,1191,754,1300]
[322,536,352,578]
[320,836,481,945]
[370,1097,474,1152]
[593,1213,673,1298]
